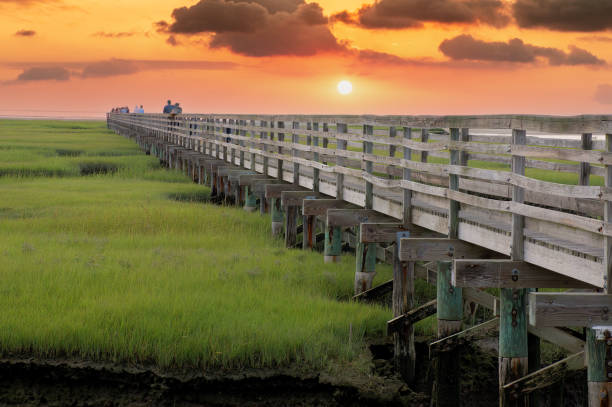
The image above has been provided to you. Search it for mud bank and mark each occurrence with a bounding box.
[0,339,587,406]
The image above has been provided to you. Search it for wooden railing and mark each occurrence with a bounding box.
[108,112,612,288]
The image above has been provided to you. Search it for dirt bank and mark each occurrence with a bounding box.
[0,338,587,406]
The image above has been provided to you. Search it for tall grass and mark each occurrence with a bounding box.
[0,119,391,370]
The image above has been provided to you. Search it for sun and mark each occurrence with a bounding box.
[337,80,352,95]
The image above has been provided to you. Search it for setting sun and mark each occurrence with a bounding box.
[337,80,352,95]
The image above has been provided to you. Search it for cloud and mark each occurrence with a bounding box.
[17,67,70,81]
[162,0,342,57]
[331,0,511,29]
[6,59,237,84]
[92,31,136,38]
[81,59,140,78]
[513,0,612,32]
[0,0,57,5]
[595,84,612,104]
[578,35,612,43]
[439,34,606,66]
[15,29,36,36]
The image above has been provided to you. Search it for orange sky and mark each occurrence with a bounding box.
[1,0,611,118]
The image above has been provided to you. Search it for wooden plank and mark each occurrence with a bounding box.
[448,128,460,238]
[353,279,393,302]
[398,238,494,262]
[302,198,354,217]
[281,191,322,208]
[238,174,270,186]
[250,179,285,195]
[264,184,305,199]
[528,292,612,327]
[502,351,584,397]
[387,299,437,335]
[326,209,392,228]
[464,287,500,315]
[429,317,499,356]
[360,222,443,243]
[452,260,594,289]
[526,325,585,354]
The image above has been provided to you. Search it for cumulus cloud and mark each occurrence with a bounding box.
[331,0,511,29]
[17,67,70,81]
[513,0,612,32]
[439,35,606,66]
[161,0,341,57]
[595,84,612,105]
[15,29,36,37]
[81,59,140,78]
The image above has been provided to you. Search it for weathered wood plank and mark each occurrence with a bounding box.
[387,299,437,335]
[264,184,305,199]
[502,351,584,397]
[326,209,392,228]
[353,279,393,302]
[281,191,322,208]
[429,317,499,356]
[528,292,612,327]
[238,174,270,186]
[398,238,494,262]
[360,222,442,243]
[302,198,354,216]
[526,325,585,354]
[452,260,594,289]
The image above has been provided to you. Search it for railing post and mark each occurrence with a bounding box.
[277,120,285,181]
[324,122,346,263]
[355,123,377,294]
[580,133,593,186]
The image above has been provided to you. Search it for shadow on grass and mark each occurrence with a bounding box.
[166,190,210,203]
[78,162,119,176]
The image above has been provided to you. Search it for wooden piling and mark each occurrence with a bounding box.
[354,124,377,294]
[270,197,284,237]
[587,329,612,407]
[392,237,415,382]
[434,260,463,407]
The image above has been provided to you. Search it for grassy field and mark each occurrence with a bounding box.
[0,119,394,371]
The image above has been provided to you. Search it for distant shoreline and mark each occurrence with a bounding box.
[0,115,104,121]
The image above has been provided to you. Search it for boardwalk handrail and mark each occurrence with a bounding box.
[107,112,612,288]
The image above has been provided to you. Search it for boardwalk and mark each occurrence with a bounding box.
[109,112,612,406]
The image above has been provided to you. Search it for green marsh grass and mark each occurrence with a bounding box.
[0,119,392,370]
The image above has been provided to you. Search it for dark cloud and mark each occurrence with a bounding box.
[166,35,179,46]
[439,34,606,66]
[163,0,340,57]
[92,31,136,38]
[332,0,510,29]
[81,59,139,78]
[15,29,36,36]
[17,67,70,81]
[513,0,612,32]
[168,0,268,34]
[595,84,612,105]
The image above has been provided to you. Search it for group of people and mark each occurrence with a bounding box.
[111,100,184,115]
[163,100,183,114]
[110,105,144,114]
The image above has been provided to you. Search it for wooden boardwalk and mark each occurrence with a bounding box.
[108,112,612,406]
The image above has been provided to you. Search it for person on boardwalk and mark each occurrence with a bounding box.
[163,100,173,114]
[172,102,182,114]
[136,105,144,114]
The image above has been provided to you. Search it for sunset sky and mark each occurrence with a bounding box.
[1,0,611,118]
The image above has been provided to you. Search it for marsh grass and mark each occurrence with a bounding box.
[0,119,393,370]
